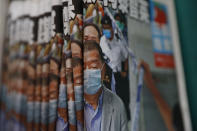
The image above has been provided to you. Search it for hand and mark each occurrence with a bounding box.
[138,60,152,80]
[139,60,175,131]
[138,60,155,90]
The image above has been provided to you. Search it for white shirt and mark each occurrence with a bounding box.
[100,35,128,72]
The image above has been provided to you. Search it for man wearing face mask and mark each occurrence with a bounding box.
[100,14,128,74]
[83,40,128,131]
[72,57,84,131]
[83,23,116,93]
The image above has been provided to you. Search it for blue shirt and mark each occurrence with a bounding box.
[84,92,103,131]
[77,120,83,131]
[56,116,68,131]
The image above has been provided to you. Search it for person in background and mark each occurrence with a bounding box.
[114,12,128,41]
[100,14,130,120]
[83,40,128,131]
[83,23,116,93]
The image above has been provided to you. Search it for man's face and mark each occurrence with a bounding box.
[83,26,100,43]
[71,42,82,58]
[84,49,102,70]
[73,65,83,86]
[102,24,113,40]
[84,49,106,95]
[115,16,125,31]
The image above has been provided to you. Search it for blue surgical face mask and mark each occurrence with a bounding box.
[102,29,111,39]
[34,101,41,123]
[58,84,67,108]
[27,102,34,122]
[49,99,58,123]
[68,100,76,125]
[84,64,104,95]
[41,102,49,124]
[116,21,124,31]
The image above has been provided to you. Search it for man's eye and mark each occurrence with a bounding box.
[91,63,97,67]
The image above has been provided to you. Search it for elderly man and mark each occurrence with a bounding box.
[83,23,116,93]
[83,40,128,131]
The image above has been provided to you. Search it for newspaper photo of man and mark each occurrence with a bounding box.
[56,57,68,131]
[64,53,76,130]
[83,23,115,93]
[83,40,128,131]
[72,57,84,131]
[71,40,84,131]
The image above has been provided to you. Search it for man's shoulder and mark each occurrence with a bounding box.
[103,87,125,110]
